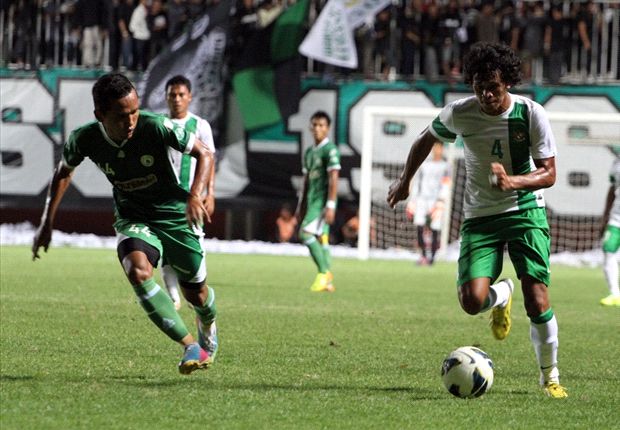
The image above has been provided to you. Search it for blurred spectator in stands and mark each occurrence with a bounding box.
[129,0,150,71]
[475,0,498,44]
[577,0,601,77]
[398,0,422,80]
[420,2,442,82]
[11,0,37,67]
[118,0,135,70]
[148,0,168,60]
[276,204,298,243]
[498,0,518,49]
[74,0,105,67]
[459,0,478,59]
[168,0,188,39]
[545,3,568,85]
[374,6,392,79]
[520,1,546,84]
[188,0,206,21]
[440,0,463,85]
[106,0,121,70]
[356,21,375,78]
[341,212,376,248]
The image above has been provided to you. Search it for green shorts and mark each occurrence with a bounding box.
[114,218,206,283]
[301,204,330,237]
[458,207,551,287]
[602,225,620,253]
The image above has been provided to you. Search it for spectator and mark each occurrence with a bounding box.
[106,0,121,70]
[148,0,168,60]
[74,0,106,67]
[398,0,422,79]
[476,1,499,44]
[168,0,188,39]
[520,2,547,84]
[117,0,135,70]
[439,0,463,85]
[420,2,442,82]
[374,7,392,79]
[129,0,150,71]
[275,204,298,243]
[577,0,601,77]
[498,0,519,49]
[545,4,568,85]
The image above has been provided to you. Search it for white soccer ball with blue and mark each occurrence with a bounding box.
[441,346,494,398]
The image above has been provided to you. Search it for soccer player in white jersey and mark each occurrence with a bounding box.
[600,153,620,306]
[163,75,216,311]
[406,142,451,265]
[163,75,219,359]
[387,43,567,398]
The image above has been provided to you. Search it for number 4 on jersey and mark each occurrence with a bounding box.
[129,224,152,237]
[491,139,504,159]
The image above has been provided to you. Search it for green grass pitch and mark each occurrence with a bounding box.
[1,246,618,429]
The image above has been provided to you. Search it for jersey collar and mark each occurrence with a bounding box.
[98,122,128,148]
[314,137,330,149]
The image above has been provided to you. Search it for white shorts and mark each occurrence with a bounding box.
[413,198,443,231]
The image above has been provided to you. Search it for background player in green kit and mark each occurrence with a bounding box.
[600,153,620,306]
[387,43,567,399]
[32,73,218,374]
[162,75,217,311]
[295,111,341,292]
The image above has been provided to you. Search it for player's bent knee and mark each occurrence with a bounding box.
[458,286,485,315]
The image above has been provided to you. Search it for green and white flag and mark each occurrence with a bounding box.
[299,0,391,69]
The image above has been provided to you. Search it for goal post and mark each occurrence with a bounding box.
[358,106,446,260]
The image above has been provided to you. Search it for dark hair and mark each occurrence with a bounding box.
[463,42,522,87]
[92,73,135,113]
[165,75,192,93]
[311,110,331,126]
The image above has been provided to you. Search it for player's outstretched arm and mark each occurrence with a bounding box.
[32,162,74,261]
[490,157,556,192]
[186,138,214,227]
[387,127,438,208]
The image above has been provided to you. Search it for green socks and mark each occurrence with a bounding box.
[133,278,189,342]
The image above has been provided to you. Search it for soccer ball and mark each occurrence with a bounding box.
[441,346,494,398]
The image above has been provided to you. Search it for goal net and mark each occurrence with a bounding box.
[357,107,620,262]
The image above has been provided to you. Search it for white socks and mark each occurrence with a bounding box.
[603,252,620,296]
[530,315,559,384]
[481,279,512,312]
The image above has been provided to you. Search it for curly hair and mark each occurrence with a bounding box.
[463,42,522,87]
[92,73,135,113]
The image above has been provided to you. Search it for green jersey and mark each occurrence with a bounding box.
[62,110,196,227]
[302,138,341,211]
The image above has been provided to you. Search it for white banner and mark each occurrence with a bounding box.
[299,0,390,68]
[299,0,357,68]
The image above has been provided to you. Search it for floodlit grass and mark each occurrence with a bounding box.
[1,246,618,429]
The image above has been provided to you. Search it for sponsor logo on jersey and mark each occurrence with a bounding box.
[140,155,154,167]
[114,174,158,191]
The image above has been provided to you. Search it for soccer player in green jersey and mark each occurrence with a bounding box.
[600,154,620,306]
[387,43,568,398]
[32,73,218,374]
[295,111,341,292]
[162,75,217,312]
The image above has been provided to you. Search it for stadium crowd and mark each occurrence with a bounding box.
[1,0,619,83]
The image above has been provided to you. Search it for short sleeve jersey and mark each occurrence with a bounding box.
[167,112,216,192]
[411,157,451,202]
[302,138,341,210]
[429,94,556,219]
[62,110,196,225]
[608,157,620,228]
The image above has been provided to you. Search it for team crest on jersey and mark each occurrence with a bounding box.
[513,130,527,142]
[140,155,154,167]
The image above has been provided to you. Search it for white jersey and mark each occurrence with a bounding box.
[410,157,451,202]
[608,157,620,228]
[429,94,556,219]
[167,112,216,192]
